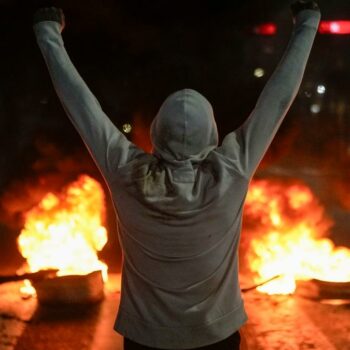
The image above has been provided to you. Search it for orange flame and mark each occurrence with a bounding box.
[17,175,108,284]
[244,179,350,295]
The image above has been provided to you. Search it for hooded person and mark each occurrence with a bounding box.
[32,2,321,349]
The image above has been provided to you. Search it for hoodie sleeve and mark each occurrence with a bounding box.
[218,10,320,178]
[33,21,143,180]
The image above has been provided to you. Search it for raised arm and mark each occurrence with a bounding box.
[33,8,143,181]
[218,1,321,178]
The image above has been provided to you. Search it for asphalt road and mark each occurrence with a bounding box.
[0,274,349,350]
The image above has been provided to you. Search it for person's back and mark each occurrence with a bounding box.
[32,2,321,349]
[113,89,248,347]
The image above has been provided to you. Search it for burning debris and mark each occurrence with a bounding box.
[32,270,105,305]
[243,179,350,295]
[296,278,350,301]
[16,175,108,302]
[6,171,349,302]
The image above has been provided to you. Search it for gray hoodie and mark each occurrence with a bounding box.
[34,9,320,349]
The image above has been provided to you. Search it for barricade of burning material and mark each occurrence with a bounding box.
[296,279,350,301]
[16,175,108,304]
[242,179,350,297]
[12,173,350,303]
[32,270,104,305]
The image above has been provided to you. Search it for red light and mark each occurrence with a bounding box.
[253,23,277,36]
[319,21,350,34]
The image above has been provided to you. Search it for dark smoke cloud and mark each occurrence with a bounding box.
[0,140,97,231]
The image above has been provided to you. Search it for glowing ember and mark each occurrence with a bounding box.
[244,179,350,295]
[20,279,37,298]
[17,175,108,288]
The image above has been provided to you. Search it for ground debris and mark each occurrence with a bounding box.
[0,313,31,323]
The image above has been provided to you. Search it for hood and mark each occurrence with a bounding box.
[150,89,219,163]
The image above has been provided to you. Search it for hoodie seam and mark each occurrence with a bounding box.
[183,90,188,159]
[117,300,244,330]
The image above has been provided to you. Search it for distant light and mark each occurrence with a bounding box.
[319,21,350,34]
[253,23,277,36]
[317,85,326,94]
[310,104,321,114]
[304,91,312,98]
[122,123,132,133]
[254,68,265,78]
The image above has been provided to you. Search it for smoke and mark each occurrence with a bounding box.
[0,138,123,272]
[332,177,350,211]
[131,114,152,153]
[0,140,98,231]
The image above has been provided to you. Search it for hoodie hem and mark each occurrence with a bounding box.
[114,302,248,349]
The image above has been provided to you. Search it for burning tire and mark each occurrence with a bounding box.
[32,270,104,305]
[296,279,350,300]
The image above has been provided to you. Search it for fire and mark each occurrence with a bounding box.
[244,179,350,295]
[17,175,108,285]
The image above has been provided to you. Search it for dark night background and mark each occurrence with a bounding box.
[1,0,350,273]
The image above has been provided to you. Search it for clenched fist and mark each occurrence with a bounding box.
[33,7,65,32]
[291,1,320,18]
